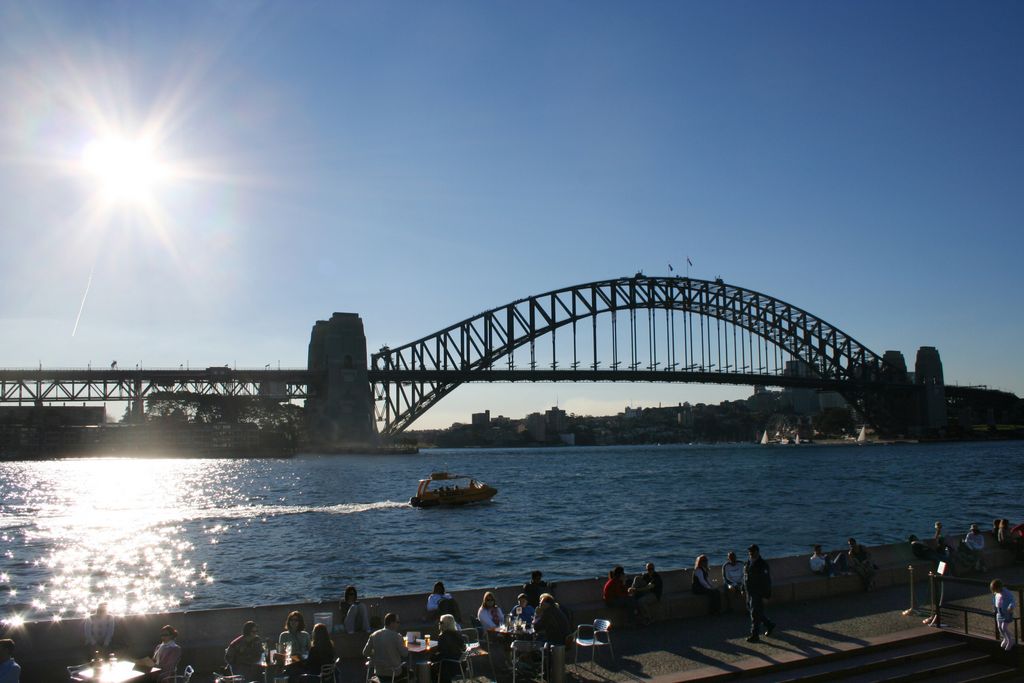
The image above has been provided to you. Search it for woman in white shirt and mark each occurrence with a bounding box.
[476,592,504,631]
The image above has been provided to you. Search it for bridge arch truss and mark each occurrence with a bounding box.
[370,276,902,435]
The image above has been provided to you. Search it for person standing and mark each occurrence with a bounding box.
[84,602,116,657]
[743,545,775,643]
[991,579,1017,651]
[0,639,20,683]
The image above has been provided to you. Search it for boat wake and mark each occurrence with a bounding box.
[12,500,409,533]
[251,500,408,517]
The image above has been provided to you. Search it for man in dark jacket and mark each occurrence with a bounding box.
[743,544,776,643]
[533,593,571,647]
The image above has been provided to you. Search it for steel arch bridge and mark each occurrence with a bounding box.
[370,275,907,435]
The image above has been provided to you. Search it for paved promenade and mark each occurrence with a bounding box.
[340,562,1024,683]
[556,563,1024,682]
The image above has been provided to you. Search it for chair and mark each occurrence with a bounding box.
[460,627,488,679]
[67,664,89,682]
[365,659,406,683]
[511,639,545,683]
[167,665,195,683]
[295,664,335,683]
[434,650,471,683]
[573,619,613,669]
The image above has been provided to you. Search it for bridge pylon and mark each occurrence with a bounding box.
[306,313,377,447]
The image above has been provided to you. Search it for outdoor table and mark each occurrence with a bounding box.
[265,654,305,683]
[72,661,155,683]
[496,624,538,640]
[403,635,437,678]
[405,636,435,659]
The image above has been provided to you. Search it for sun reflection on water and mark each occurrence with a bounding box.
[2,458,228,619]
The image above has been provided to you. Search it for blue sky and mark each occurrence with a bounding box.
[1,1,1021,428]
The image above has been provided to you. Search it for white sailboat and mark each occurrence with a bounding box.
[794,434,801,445]
[760,430,769,445]
[856,425,867,444]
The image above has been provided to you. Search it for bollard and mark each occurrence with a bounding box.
[901,564,916,616]
[416,661,431,683]
[549,644,565,683]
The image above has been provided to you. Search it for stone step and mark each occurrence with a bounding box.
[838,650,999,682]
[744,636,968,682]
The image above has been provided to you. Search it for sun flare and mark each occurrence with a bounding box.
[81,136,169,204]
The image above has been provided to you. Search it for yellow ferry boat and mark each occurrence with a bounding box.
[409,471,498,508]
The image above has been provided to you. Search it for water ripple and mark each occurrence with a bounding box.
[1,442,1021,620]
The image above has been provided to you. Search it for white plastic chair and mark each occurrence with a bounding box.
[574,619,613,669]
[511,639,545,683]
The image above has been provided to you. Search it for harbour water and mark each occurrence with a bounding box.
[1,440,1022,622]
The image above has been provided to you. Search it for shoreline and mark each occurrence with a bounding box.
[3,533,1019,681]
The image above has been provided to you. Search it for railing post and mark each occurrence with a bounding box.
[928,572,938,626]
[549,644,565,683]
[902,564,917,616]
[1017,588,1023,644]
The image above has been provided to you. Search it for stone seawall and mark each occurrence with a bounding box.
[6,533,1015,681]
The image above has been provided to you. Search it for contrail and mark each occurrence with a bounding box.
[71,266,94,338]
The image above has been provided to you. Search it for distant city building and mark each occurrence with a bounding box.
[471,410,490,426]
[524,412,546,441]
[0,406,105,426]
[677,402,694,427]
[545,406,567,433]
[623,406,642,419]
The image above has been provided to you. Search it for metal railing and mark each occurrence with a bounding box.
[927,571,1021,642]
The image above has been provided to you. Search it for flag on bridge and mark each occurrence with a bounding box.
[687,256,693,267]
[668,263,674,272]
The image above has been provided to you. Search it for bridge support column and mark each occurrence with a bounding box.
[913,346,946,436]
[306,313,377,447]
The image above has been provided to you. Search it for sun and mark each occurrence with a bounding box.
[81,135,169,205]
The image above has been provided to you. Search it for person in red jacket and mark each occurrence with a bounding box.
[602,566,640,625]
